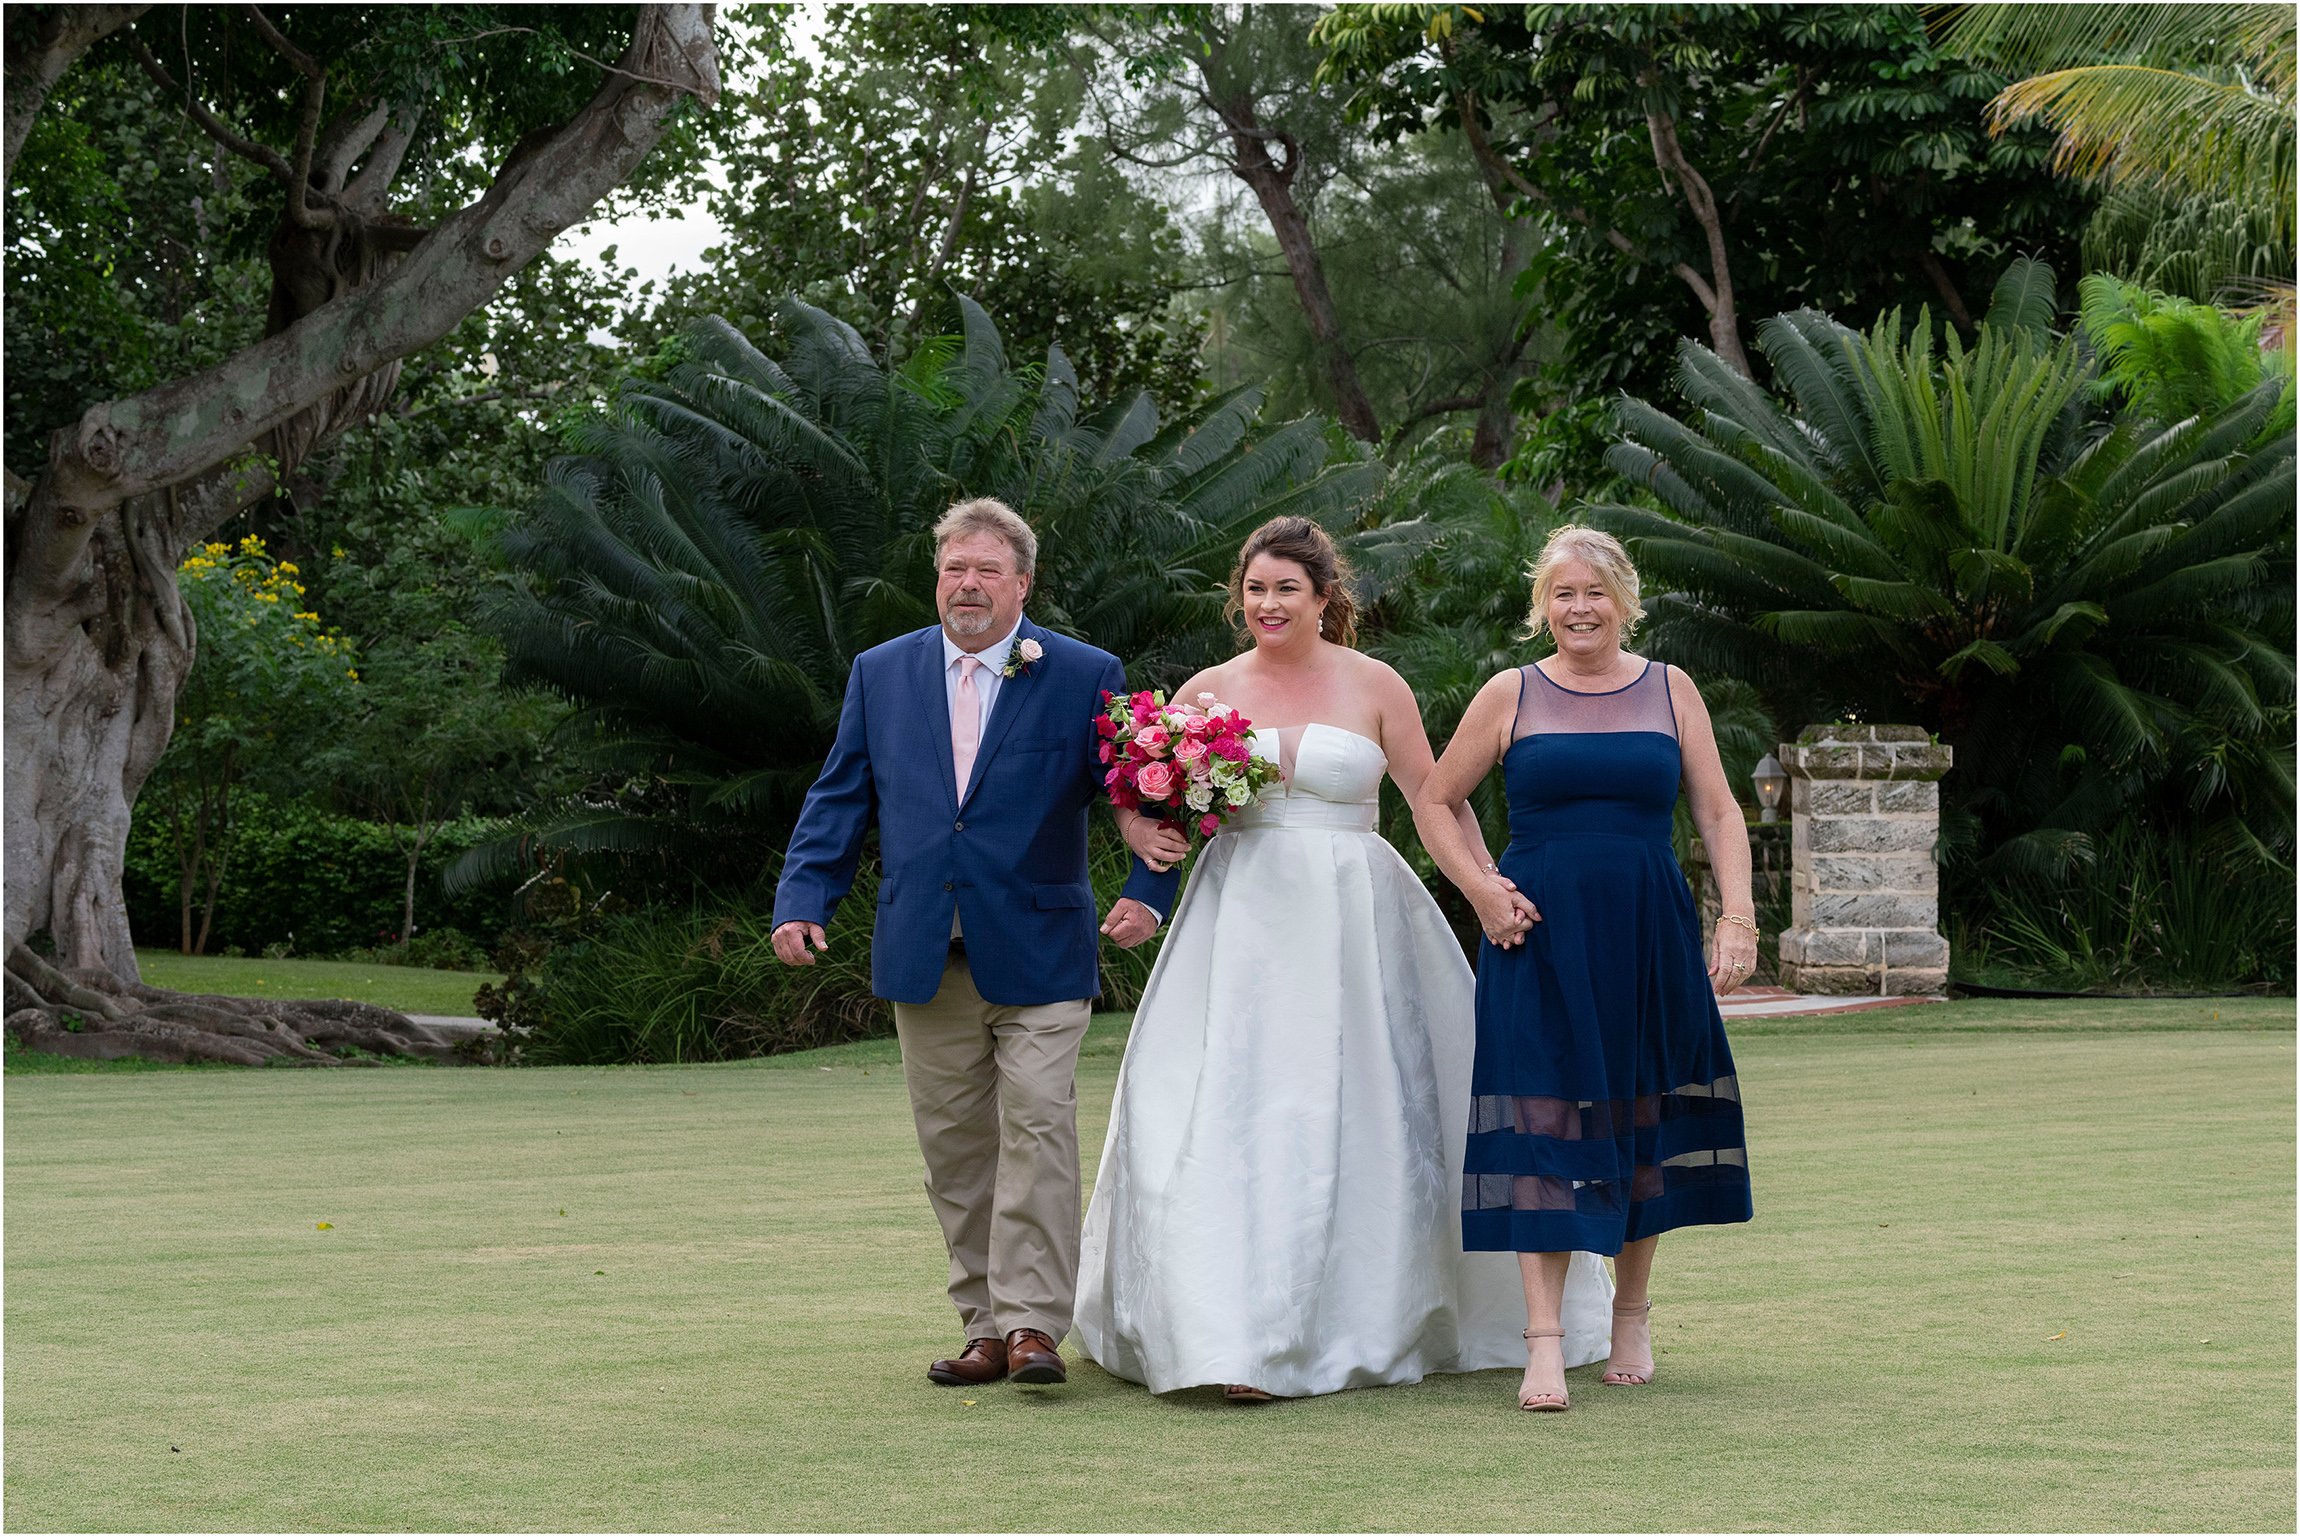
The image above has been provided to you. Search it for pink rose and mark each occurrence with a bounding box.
[1133,724,1171,754]
[1198,813,1222,837]
[1179,713,1214,740]
[1017,638,1043,663]
[1172,736,1208,765]
[1134,760,1178,801]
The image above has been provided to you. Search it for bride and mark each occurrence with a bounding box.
[1076,517,1611,1401]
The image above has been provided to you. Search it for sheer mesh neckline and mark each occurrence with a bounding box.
[1512,658,1677,743]
[1533,658,1654,696]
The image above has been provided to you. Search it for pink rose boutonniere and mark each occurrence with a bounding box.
[1003,637,1044,679]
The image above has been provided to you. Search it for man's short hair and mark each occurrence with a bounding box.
[933,498,1037,576]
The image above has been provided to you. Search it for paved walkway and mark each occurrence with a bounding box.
[406,1014,492,1037]
[1716,986,1941,1019]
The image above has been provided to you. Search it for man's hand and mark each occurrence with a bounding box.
[1122,813,1192,872]
[772,921,828,966]
[1099,897,1159,949]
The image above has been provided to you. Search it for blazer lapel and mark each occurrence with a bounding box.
[961,617,1039,808]
[914,627,960,814]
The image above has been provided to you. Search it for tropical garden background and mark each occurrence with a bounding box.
[7,1,2292,1064]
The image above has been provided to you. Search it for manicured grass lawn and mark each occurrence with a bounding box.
[130,950,499,1017]
[4,1007,2291,1531]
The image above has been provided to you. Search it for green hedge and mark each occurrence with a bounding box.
[493,823,1166,1064]
[123,792,519,956]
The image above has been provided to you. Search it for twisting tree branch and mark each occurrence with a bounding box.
[124,34,299,190]
[1455,90,1639,257]
[1642,92,1753,377]
[239,5,322,79]
[23,2,722,555]
[234,7,336,226]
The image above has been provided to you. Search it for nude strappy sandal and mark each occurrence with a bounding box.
[1602,1300,1654,1386]
[1519,1327,1569,1411]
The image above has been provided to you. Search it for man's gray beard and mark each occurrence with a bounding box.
[945,603,993,637]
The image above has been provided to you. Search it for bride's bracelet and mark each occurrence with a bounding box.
[1718,912,1759,938]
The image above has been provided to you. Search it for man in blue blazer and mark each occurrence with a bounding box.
[773,498,1186,1389]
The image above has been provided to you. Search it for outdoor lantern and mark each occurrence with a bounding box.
[1752,752,1787,824]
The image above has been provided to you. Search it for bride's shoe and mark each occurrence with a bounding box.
[1518,1328,1569,1412]
[1602,1300,1654,1386]
[1222,1384,1276,1403]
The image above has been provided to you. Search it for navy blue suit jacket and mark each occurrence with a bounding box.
[772,619,1181,1006]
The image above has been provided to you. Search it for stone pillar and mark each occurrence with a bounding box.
[1777,725,1952,997]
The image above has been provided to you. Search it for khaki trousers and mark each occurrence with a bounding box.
[892,952,1093,1345]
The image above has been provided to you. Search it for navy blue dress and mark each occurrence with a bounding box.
[1462,660,1753,1256]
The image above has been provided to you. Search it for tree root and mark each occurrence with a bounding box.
[4,944,464,1066]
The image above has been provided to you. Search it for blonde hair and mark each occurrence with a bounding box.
[933,497,1037,575]
[1523,524,1644,644]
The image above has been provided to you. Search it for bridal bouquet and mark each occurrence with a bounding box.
[1097,690,1281,838]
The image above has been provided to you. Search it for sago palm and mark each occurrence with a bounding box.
[1581,260,2296,874]
[454,297,1381,887]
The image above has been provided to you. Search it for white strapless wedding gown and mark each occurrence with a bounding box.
[1076,724,1612,1396]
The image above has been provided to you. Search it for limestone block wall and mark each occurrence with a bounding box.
[1777,725,1953,996]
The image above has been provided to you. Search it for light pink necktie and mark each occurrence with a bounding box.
[951,654,983,796]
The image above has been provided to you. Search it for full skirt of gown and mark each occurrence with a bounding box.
[1076,728,1611,1396]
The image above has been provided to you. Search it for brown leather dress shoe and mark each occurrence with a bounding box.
[928,1337,1008,1386]
[1005,1328,1066,1385]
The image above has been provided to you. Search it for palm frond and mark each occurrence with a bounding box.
[1988,65,2295,242]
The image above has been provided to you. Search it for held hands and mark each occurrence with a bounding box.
[1473,871,1541,949]
[771,921,828,966]
[1100,896,1159,949]
[1708,917,1759,996]
[1122,813,1192,873]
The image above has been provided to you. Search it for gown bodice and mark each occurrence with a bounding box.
[1226,723,1385,834]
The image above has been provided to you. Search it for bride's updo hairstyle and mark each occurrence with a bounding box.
[1522,524,1645,645]
[1226,516,1358,647]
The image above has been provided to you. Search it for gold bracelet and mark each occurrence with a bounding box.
[1718,912,1759,937]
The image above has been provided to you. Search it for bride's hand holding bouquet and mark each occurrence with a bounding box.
[1098,690,1281,870]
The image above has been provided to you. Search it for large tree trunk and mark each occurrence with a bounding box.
[1197,64,1381,445]
[4,481,197,980]
[2,4,721,1061]
[1470,214,1536,470]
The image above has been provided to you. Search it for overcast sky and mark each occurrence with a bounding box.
[550,4,828,291]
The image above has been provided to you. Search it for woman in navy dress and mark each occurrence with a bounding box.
[1412,525,1756,1411]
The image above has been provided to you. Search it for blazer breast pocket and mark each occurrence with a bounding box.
[1003,735,1069,757]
